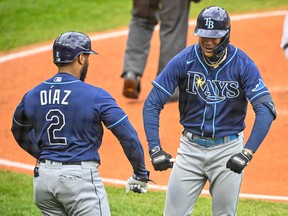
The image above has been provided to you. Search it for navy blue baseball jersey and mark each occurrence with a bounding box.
[12,72,147,176]
[154,44,270,135]
[144,43,276,151]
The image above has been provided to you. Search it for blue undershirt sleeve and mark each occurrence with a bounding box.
[110,119,149,178]
[143,87,170,150]
[244,102,274,153]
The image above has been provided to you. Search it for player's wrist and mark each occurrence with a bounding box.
[133,170,150,179]
[243,148,254,155]
[242,149,253,161]
[149,146,161,156]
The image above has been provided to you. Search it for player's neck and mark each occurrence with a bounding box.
[202,48,227,69]
[58,64,81,79]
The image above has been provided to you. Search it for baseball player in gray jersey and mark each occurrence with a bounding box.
[281,10,288,59]
[143,6,276,216]
[121,0,201,101]
[11,31,150,216]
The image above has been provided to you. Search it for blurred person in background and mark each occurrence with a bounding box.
[121,0,201,102]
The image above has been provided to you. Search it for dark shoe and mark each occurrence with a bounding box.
[167,87,179,103]
[123,72,141,99]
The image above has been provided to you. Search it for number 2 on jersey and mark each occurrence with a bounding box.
[46,109,67,145]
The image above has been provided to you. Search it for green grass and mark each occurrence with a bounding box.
[0,0,287,52]
[0,169,287,216]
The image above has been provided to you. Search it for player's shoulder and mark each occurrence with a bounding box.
[173,44,198,63]
[179,44,197,57]
[229,44,255,64]
[81,82,114,98]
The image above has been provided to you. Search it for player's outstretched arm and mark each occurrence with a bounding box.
[110,118,149,178]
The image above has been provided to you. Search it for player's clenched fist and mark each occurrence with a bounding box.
[226,149,253,174]
[149,146,173,171]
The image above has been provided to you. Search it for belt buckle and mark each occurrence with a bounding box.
[205,138,214,147]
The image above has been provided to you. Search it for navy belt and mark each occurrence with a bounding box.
[182,129,238,148]
[38,159,82,165]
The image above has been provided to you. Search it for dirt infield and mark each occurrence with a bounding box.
[0,11,287,200]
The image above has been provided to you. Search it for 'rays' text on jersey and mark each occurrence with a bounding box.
[186,71,240,104]
[40,89,71,105]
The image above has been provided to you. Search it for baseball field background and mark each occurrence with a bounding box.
[1,0,288,215]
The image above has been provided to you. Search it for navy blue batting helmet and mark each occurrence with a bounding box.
[53,31,97,64]
[194,6,231,56]
[194,6,230,38]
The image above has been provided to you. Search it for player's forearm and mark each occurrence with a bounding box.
[244,103,274,153]
[111,120,149,178]
[143,90,163,150]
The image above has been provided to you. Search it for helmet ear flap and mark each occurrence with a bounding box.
[214,32,230,56]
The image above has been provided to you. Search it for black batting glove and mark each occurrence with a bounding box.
[149,146,173,171]
[226,149,253,174]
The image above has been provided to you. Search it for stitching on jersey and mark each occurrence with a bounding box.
[43,80,80,85]
[152,81,171,96]
[106,115,128,129]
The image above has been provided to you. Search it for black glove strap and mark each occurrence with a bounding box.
[242,149,253,161]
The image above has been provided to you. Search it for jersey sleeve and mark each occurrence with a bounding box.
[110,120,149,178]
[11,93,39,158]
[13,93,33,127]
[153,55,183,96]
[95,89,128,129]
[239,61,271,103]
[96,89,149,178]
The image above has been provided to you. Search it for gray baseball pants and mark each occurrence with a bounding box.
[164,133,244,216]
[34,161,110,216]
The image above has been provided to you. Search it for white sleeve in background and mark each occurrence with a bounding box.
[281,10,288,59]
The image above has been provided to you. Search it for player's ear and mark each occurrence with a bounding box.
[77,54,85,65]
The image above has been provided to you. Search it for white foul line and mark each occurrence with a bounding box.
[0,10,286,64]
[0,158,287,202]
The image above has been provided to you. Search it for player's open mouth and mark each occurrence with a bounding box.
[204,47,213,53]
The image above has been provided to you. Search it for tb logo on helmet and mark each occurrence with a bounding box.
[204,18,214,29]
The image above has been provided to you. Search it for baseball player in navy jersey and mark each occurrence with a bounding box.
[143,6,277,216]
[11,31,150,216]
